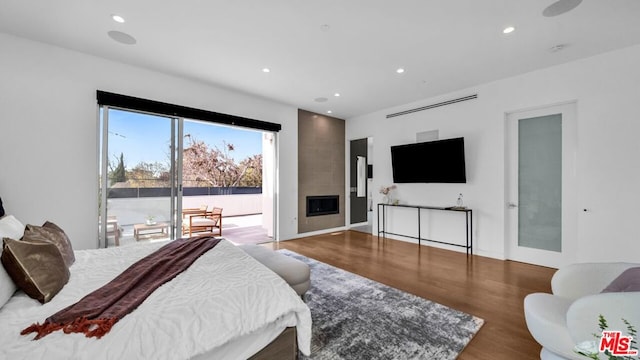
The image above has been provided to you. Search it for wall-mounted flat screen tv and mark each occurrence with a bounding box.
[391,137,466,183]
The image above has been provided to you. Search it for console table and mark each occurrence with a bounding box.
[377,203,473,255]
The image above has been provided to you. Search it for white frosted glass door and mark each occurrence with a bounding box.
[518,114,562,252]
[506,103,577,268]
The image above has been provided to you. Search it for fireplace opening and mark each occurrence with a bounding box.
[306,195,339,217]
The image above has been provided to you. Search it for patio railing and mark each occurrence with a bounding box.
[107,186,262,198]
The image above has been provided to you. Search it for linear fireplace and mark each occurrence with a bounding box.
[306,195,339,217]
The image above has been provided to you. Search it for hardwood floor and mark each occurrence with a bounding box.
[270,230,556,360]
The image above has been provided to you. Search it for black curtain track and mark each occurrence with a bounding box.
[96,90,282,132]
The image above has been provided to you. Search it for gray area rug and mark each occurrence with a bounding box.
[280,250,484,360]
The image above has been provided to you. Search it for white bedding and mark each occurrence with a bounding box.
[0,239,311,360]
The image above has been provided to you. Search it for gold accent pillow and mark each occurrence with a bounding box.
[1,238,70,303]
[23,222,75,267]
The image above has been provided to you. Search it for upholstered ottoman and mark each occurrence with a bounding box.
[239,244,310,297]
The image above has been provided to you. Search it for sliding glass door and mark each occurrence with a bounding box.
[99,108,179,247]
[99,107,277,247]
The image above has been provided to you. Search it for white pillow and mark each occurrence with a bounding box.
[0,215,25,308]
[0,265,16,309]
[0,215,25,239]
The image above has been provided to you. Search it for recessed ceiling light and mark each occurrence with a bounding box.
[334,93,340,97]
[396,68,405,74]
[503,26,515,34]
[314,97,328,103]
[112,14,125,23]
[262,68,270,73]
[327,110,333,114]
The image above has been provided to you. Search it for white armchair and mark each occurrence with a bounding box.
[524,262,640,360]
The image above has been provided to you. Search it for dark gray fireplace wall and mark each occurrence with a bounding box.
[298,109,345,233]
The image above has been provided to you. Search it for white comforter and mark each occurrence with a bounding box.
[0,239,311,359]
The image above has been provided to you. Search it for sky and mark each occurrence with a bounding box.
[105,109,263,168]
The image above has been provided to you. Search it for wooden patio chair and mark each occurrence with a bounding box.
[182,206,222,237]
[105,215,120,246]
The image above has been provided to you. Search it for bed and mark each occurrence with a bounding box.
[0,210,311,359]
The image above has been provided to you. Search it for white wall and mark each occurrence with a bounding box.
[0,33,300,249]
[347,44,640,263]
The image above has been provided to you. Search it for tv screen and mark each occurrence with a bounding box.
[391,137,466,183]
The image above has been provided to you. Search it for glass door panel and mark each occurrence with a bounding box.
[518,114,562,252]
[180,119,274,242]
[99,108,176,247]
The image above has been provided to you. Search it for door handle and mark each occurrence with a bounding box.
[507,203,518,209]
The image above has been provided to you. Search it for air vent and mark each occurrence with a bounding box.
[386,94,478,119]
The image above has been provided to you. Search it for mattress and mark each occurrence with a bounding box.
[0,239,311,359]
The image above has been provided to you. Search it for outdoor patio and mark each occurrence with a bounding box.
[102,192,274,247]
[106,213,272,247]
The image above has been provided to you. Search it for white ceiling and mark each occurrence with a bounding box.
[1,0,640,119]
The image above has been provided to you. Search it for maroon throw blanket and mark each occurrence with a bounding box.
[22,236,222,340]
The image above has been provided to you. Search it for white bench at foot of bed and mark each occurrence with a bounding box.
[239,245,310,297]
